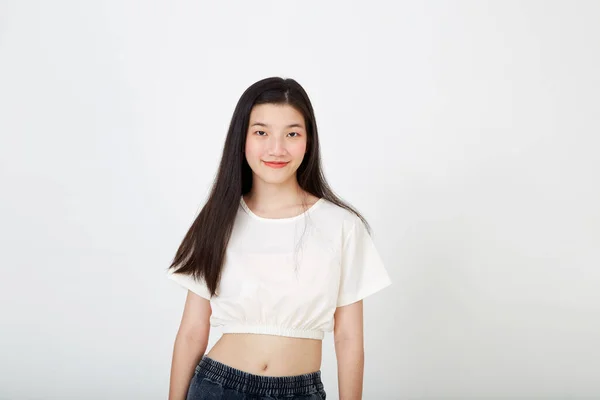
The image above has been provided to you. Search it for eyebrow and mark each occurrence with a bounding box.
[250,122,305,129]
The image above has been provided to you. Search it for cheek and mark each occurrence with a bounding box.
[245,140,262,160]
[291,142,307,158]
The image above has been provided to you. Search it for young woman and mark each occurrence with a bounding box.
[167,77,391,400]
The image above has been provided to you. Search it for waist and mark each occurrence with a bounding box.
[206,333,322,376]
[193,355,325,397]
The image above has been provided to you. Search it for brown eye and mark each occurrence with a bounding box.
[288,132,300,137]
[255,131,267,136]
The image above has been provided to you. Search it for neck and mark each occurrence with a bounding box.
[245,177,306,210]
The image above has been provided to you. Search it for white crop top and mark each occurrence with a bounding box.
[167,196,392,340]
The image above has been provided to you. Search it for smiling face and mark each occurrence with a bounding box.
[244,103,308,186]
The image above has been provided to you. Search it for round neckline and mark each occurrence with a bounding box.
[240,196,324,222]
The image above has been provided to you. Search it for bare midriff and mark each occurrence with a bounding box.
[206,333,322,376]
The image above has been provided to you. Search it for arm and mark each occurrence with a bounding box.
[334,300,364,400]
[168,290,212,400]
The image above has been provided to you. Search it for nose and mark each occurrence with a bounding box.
[267,135,286,155]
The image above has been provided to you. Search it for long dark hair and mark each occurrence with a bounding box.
[168,77,371,297]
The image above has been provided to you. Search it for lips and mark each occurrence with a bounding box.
[263,161,289,169]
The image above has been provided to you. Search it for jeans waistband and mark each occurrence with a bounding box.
[196,356,324,396]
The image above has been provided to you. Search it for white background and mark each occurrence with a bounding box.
[1,1,599,399]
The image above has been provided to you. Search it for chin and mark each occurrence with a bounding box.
[254,170,297,184]
[258,176,294,185]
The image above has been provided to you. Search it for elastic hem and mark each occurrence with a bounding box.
[196,356,324,396]
[222,324,324,340]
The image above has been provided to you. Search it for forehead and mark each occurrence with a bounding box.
[248,104,305,129]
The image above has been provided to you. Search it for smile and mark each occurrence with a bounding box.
[263,161,289,169]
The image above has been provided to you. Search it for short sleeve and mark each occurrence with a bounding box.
[336,217,392,307]
[166,267,212,300]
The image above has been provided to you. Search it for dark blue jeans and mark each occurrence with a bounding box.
[186,356,327,400]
